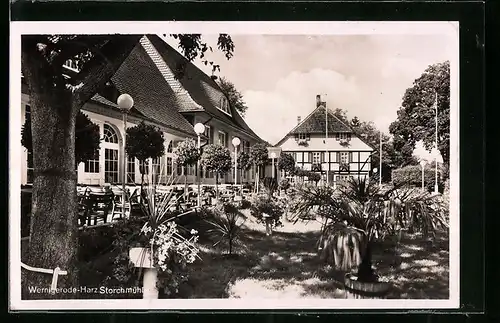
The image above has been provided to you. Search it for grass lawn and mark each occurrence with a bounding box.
[179,210,450,299]
[20,208,449,300]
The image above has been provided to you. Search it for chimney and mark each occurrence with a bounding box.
[297,116,301,124]
[316,94,321,107]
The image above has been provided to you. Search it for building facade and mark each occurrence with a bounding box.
[20,35,264,186]
[275,95,374,187]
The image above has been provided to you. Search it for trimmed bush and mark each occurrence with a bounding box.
[392,165,444,193]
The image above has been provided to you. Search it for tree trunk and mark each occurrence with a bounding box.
[21,66,79,299]
[356,242,377,283]
[215,173,219,200]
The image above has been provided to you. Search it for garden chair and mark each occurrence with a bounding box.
[83,192,115,226]
[110,187,131,221]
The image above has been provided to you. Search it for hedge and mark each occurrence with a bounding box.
[392,165,445,193]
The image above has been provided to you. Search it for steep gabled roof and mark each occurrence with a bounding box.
[145,35,264,142]
[289,105,352,135]
[109,41,198,136]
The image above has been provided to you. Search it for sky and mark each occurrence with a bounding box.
[164,31,456,161]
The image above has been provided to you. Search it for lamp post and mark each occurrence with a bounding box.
[232,137,241,194]
[194,123,205,207]
[420,159,427,191]
[270,152,277,179]
[117,94,134,219]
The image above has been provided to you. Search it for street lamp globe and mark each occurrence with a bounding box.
[372,167,378,174]
[420,159,427,167]
[194,123,205,135]
[232,137,241,147]
[270,152,277,159]
[117,93,134,112]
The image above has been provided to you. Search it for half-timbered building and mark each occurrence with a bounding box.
[274,95,374,187]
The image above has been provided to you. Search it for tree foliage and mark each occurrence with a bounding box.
[21,33,235,299]
[278,152,296,176]
[236,151,252,171]
[249,143,269,168]
[200,144,232,195]
[172,138,200,167]
[218,77,248,117]
[126,121,165,169]
[389,61,450,167]
[21,111,101,166]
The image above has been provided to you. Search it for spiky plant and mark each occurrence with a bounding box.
[290,176,448,282]
[205,202,247,255]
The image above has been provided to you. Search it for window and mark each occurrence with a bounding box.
[336,175,353,186]
[312,152,321,164]
[176,162,183,176]
[336,132,352,141]
[152,157,161,183]
[219,96,231,115]
[24,105,33,183]
[204,126,212,144]
[186,164,195,176]
[25,104,31,122]
[167,141,173,153]
[299,133,306,140]
[139,160,149,175]
[104,148,119,183]
[340,152,349,164]
[104,124,119,143]
[205,168,214,179]
[166,157,173,176]
[85,150,100,173]
[218,131,227,147]
[127,155,136,184]
[27,151,34,184]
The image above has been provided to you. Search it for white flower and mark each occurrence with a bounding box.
[190,229,198,235]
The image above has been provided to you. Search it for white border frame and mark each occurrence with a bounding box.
[9,21,459,311]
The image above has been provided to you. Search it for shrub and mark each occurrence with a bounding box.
[392,165,444,192]
[279,178,291,192]
[205,201,247,255]
[250,194,284,228]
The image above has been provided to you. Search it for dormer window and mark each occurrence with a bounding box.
[335,132,351,141]
[294,133,310,141]
[219,96,231,116]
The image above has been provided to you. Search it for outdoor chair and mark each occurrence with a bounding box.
[83,192,115,226]
[110,187,132,221]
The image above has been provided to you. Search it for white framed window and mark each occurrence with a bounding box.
[218,131,227,147]
[104,124,119,144]
[204,125,212,144]
[340,151,349,164]
[126,155,136,184]
[167,141,173,153]
[297,133,310,141]
[152,157,161,183]
[166,157,173,176]
[219,96,231,116]
[336,132,352,141]
[312,152,321,164]
[336,175,353,186]
[85,150,100,173]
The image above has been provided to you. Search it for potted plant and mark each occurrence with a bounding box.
[111,166,201,299]
[339,138,350,146]
[250,180,284,236]
[297,139,308,147]
[290,176,448,298]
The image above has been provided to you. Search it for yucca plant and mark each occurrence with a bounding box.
[290,176,448,283]
[205,201,247,256]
